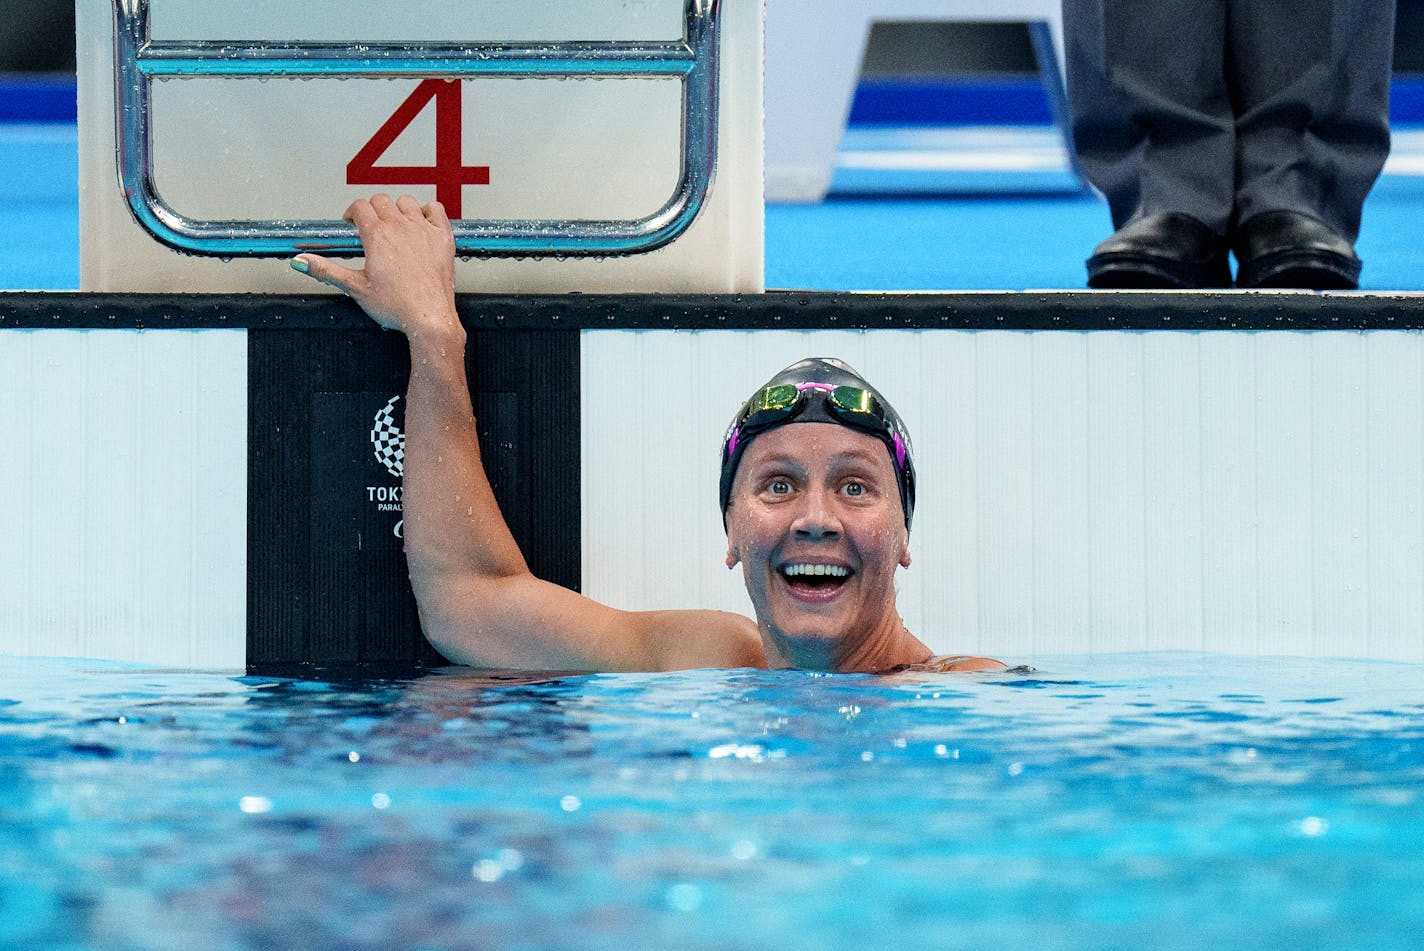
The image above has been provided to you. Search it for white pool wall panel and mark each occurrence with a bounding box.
[1364,332,1424,660]
[0,330,247,669]
[7,324,1424,668]
[581,329,1424,664]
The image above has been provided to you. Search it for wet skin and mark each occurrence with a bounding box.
[724,422,929,672]
[295,195,1006,674]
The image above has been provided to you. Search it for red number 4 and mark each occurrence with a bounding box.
[347,79,490,219]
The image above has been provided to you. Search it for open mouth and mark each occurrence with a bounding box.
[780,563,852,597]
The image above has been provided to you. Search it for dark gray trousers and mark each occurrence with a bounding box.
[1064,0,1395,241]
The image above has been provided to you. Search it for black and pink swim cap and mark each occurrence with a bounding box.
[719,357,916,530]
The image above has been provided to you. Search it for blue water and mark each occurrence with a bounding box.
[2,654,1422,950]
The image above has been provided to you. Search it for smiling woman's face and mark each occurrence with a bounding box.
[724,422,911,667]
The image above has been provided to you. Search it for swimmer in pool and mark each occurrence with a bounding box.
[292,194,1006,674]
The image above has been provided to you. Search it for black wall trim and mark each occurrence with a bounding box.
[247,327,580,675]
[4,290,1424,331]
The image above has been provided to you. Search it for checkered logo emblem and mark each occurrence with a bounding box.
[370,395,405,479]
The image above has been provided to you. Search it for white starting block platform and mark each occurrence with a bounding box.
[764,0,1072,202]
[78,0,763,293]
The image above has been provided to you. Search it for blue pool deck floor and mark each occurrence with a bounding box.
[5,84,1424,292]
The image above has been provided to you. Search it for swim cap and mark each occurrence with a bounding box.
[719,357,916,530]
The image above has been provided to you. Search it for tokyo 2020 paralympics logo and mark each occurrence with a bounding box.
[370,396,405,479]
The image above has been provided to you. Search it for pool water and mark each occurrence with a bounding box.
[2,653,1422,950]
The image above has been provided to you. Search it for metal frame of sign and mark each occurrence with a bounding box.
[110,0,722,257]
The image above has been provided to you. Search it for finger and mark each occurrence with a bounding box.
[395,194,424,219]
[290,254,367,296]
[423,200,451,232]
[370,193,400,220]
[343,198,377,229]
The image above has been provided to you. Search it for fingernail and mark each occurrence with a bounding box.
[289,258,310,275]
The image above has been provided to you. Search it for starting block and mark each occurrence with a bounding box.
[79,0,763,292]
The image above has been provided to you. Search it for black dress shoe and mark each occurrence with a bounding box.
[1086,213,1232,289]
[1232,210,1361,290]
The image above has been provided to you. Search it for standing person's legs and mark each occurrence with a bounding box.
[1227,0,1395,288]
[1065,0,1235,287]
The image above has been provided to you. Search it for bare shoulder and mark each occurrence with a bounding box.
[631,608,766,671]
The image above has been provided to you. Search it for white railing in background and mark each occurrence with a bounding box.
[765,0,1070,201]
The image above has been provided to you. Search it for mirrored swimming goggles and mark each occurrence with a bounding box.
[724,382,911,472]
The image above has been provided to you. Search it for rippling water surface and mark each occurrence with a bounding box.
[2,653,1422,950]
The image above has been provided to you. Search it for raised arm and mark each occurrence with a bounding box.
[292,195,761,671]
